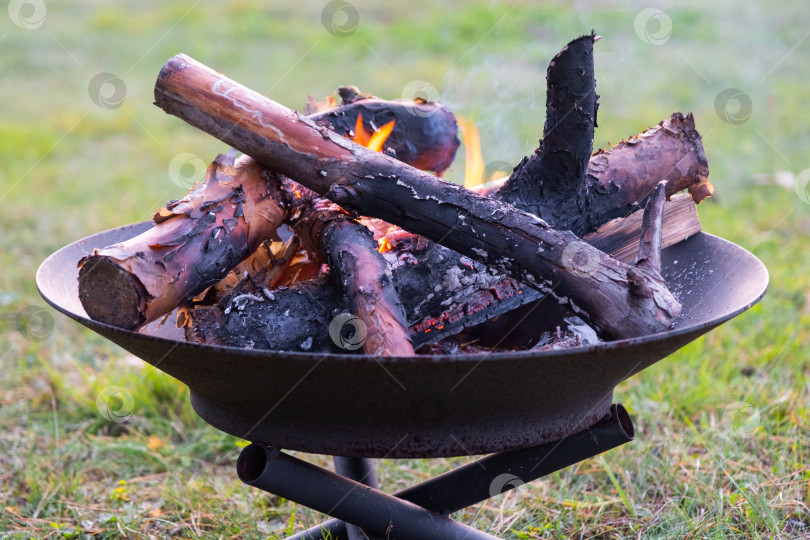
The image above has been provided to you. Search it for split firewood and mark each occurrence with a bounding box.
[291,198,414,356]
[585,192,700,263]
[154,53,682,339]
[78,152,290,330]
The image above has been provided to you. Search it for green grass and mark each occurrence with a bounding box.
[2,0,809,538]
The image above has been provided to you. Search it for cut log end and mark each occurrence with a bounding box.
[78,256,147,330]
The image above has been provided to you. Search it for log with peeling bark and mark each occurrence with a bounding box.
[291,198,414,356]
[186,193,700,352]
[154,53,682,339]
[77,90,459,331]
[78,152,290,330]
[494,34,712,236]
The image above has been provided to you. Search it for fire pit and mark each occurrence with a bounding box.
[36,32,769,539]
[37,223,765,539]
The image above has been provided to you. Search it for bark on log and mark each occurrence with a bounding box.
[78,153,289,330]
[291,198,414,356]
[471,113,712,233]
[308,86,460,175]
[495,33,711,236]
[155,54,681,339]
[187,193,698,352]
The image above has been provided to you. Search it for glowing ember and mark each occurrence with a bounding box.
[377,237,394,253]
[347,113,395,153]
[457,116,509,189]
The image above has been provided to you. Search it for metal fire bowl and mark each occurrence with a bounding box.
[37,222,768,458]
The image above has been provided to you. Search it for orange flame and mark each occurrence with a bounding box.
[377,237,394,253]
[457,116,509,189]
[347,113,395,153]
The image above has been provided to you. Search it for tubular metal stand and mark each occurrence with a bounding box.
[237,404,635,540]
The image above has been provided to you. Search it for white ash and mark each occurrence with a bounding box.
[532,316,601,351]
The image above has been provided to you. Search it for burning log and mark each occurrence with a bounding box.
[77,88,459,331]
[154,53,682,339]
[187,226,537,351]
[185,193,699,352]
[78,153,289,330]
[308,86,460,175]
[291,198,414,356]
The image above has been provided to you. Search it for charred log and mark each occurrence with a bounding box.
[154,53,681,339]
[495,33,711,237]
[291,199,414,356]
[187,230,541,351]
[187,192,698,353]
[78,153,289,330]
[308,87,460,175]
[496,33,598,235]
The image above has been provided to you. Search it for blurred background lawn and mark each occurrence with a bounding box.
[1,0,808,538]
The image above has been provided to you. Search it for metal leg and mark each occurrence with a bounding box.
[244,404,634,540]
[333,457,384,540]
[238,445,499,540]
